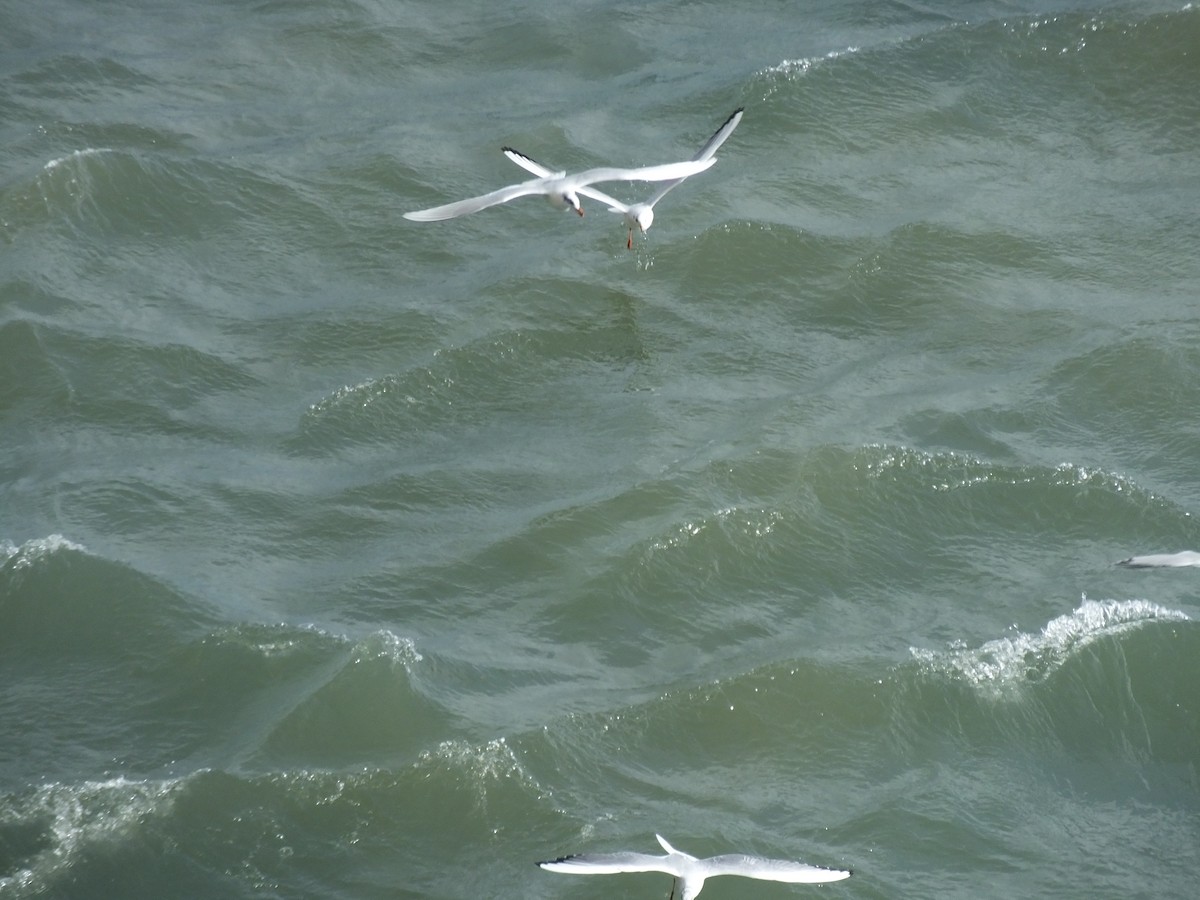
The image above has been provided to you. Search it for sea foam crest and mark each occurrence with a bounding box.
[910,597,1190,692]
[0,776,181,894]
[856,446,1147,497]
[415,737,544,810]
[757,47,860,99]
[308,374,403,413]
[43,147,113,171]
[352,629,423,669]
[649,505,783,553]
[762,47,860,79]
[1,534,88,570]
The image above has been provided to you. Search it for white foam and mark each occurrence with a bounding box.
[1,534,88,570]
[762,47,860,79]
[353,630,424,669]
[649,506,782,553]
[200,624,421,669]
[0,776,181,894]
[306,373,416,416]
[757,47,860,100]
[415,737,543,807]
[910,597,1190,692]
[43,147,112,171]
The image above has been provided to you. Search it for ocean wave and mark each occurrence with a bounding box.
[759,46,860,85]
[858,446,1150,497]
[0,532,210,656]
[197,622,421,668]
[0,775,182,896]
[0,740,537,896]
[42,147,113,171]
[0,533,88,571]
[418,737,528,783]
[910,597,1190,692]
[242,629,433,767]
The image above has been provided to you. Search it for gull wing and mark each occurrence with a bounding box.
[575,184,631,212]
[1117,551,1200,567]
[537,851,673,876]
[704,854,852,884]
[644,107,743,208]
[656,834,683,855]
[571,157,715,188]
[403,178,551,221]
[502,147,556,179]
[693,107,744,162]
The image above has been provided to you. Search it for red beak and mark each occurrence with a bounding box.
[576,207,584,217]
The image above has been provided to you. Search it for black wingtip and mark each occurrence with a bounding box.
[502,146,542,166]
[535,854,580,867]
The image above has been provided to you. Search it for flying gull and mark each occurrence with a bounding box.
[537,833,850,900]
[504,108,743,248]
[403,157,715,222]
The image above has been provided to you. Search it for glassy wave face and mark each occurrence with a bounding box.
[3,1,1199,898]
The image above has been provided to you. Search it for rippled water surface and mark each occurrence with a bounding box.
[2,1,1199,897]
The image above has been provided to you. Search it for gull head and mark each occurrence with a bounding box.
[619,205,655,249]
[627,204,654,233]
[551,191,584,216]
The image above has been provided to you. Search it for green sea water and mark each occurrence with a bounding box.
[2,1,1198,897]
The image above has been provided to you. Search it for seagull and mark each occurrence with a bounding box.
[402,157,716,222]
[504,108,743,248]
[1117,551,1200,568]
[536,833,851,900]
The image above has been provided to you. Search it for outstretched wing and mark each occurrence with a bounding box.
[538,851,673,876]
[502,147,556,179]
[403,178,549,221]
[1117,551,1200,568]
[693,107,744,162]
[645,107,743,208]
[572,157,715,188]
[704,854,852,884]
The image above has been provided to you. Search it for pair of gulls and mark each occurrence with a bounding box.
[404,109,743,248]
[536,833,851,900]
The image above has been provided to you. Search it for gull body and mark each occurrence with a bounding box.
[537,833,851,900]
[505,108,743,248]
[403,158,715,222]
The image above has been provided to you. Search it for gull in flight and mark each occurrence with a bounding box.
[537,833,851,900]
[1117,551,1200,568]
[402,156,715,222]
[505,108,743,248]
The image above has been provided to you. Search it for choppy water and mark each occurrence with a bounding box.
[3,1,1199,898]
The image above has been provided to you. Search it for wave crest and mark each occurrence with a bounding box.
[911,598,1190,691]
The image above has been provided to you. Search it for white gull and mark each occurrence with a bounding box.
[403,157,714,222]
[504,108,743,248]
[537,833,850,900]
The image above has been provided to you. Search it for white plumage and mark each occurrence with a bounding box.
[403,158,715,222]
[504,108,743,248]
[537,834,851,900]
